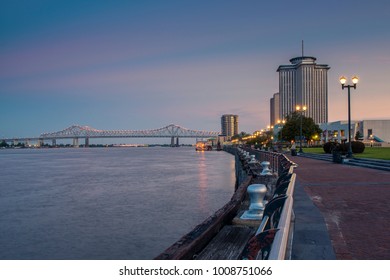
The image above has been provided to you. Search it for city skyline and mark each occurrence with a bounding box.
[1,0,390,138]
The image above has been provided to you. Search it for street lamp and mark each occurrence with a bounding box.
[266,125,274,148]
[340,75,359,158]
[277,119,286,142]
[296,105,307,153]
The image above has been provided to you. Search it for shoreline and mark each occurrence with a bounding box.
[155,147,297,260]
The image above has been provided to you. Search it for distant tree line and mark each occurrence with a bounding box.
[1,140,10,147]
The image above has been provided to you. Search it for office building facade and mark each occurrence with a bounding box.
[270,92,280,126]
[221,114,238,138]
[277,56,330,124]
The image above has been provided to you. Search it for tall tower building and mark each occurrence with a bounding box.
[270,92,280,126]
[221,114,238,138]
[277,56,330,124]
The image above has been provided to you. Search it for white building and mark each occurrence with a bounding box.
[319,120,390,145]
[277,56,330,124]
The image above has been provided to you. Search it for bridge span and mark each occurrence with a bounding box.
[2,124,221,147]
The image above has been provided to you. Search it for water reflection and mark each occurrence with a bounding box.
[0,147,235,259]
[197,151,208,211]
[229,157,236,188]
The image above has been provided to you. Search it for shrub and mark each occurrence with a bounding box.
[351,141,365,153]
[339,143,348,154]
[323,142,337,154]
[340,141,365,154]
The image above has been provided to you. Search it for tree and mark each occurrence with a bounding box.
[231,131,250,141]
[355,131,363,140]
[245,134,269,147]
[0,140,9,148]
[280,112,322,142]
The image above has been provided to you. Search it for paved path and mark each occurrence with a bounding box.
[291,155,390,260]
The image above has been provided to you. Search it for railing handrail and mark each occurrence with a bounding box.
[267,173,296,260]
[240,148,297,176]
[231,147,297,260]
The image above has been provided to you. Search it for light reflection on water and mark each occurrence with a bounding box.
[0,147,235,259]
[197,151,208,211]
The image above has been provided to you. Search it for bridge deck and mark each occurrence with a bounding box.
[2,124,220,142]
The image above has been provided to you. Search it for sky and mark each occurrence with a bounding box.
[1,0,390,140]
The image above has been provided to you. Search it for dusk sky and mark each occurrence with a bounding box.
[1,0,390,139]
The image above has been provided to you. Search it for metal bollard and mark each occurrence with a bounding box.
[261,161,272,175]
[249,155,257,164]
[240,184,267,220]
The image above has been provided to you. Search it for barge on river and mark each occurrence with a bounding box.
[195,140,212,151]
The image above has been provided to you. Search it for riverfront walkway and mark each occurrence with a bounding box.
[291,155,390,259]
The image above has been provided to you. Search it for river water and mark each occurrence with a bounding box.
[0,147,235,260]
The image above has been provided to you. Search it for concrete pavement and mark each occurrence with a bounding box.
[290,155,390,259]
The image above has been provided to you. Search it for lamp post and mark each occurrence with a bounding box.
[340,76,359,158]
[296,105,307,153]
[277,119,286,142]
[277,119,286,152]
[266,125,274,149]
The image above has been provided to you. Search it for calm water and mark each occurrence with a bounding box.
[0,147,235,259]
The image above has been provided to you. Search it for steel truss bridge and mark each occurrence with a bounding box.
[3,124,221,146]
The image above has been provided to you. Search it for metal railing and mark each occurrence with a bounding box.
[247,149,297,176]
[231,146,297,260]
[266,172,296,259]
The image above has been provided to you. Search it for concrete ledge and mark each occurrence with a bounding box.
[291,181,336,260]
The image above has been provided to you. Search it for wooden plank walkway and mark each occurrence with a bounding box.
[195,226,255,260]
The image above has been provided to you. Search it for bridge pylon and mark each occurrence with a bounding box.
[73,138,79,147]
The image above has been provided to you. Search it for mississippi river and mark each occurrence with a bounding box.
[0,147,235,259]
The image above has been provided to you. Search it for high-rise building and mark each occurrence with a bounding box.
[277,56,330,124]
[270,92,280,126]
[221,114,238,138]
